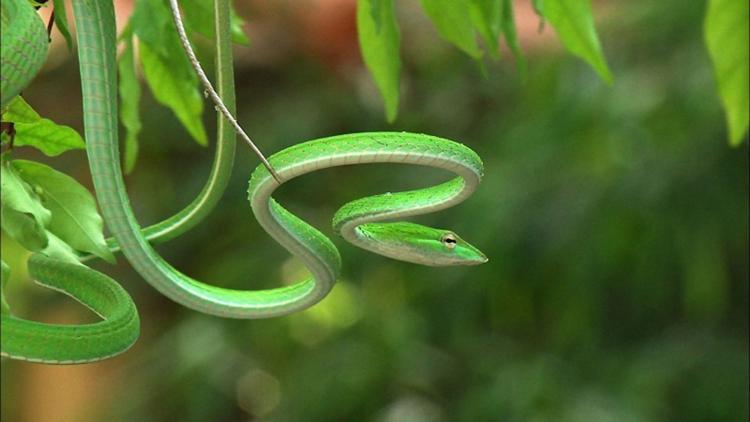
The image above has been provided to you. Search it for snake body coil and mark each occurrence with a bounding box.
[0,0,486,362]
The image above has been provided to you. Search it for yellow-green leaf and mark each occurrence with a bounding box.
[357,0,401,122]
[2,97,85,156]
[704,0,749,146]
[2,96,40,123]
[13,120,85,156]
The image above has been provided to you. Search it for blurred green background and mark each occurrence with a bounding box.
[1,0,748,421]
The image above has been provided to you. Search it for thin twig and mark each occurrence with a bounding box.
[167,0,282,183]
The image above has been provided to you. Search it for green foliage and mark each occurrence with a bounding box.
[419,0,483,59]
[0,155,50,252]
[500,0,526,74]
[704,0,749,145]
[180,0,249,45]
[357,0,401,122]
[139,41,208,146]
[51,0,73,50]
[2,97,85,156]
[469,0,501,59]
[39,231,82,264]
[118,0,251,168]
[0,95,104,265]
[0,153,111,305]
[131,0,208,146]
[0,204,48,251]
[355,0,611,120]
[0,156,51,232]
[0,1,747,420]
[536,0,612,83]
[0,260,9,314]
[118,31,142,173]
[13,160,114,263]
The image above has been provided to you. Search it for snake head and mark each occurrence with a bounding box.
[355,222,488,267]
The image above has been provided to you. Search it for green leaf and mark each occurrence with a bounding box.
[1,204,49,251]
[118,35,142,173]
[469,0,501,59]
[704,0,749,146]
[419,0,483,59]
[539,0,612,83]
[13,121,86,156]
[52,0,73,50]
[139,41,208,146]
[2,96,41,123]
[131,0,183,61]
[13,160,115,263]
[501,0,527,75]
[2,97,85,156]
[40,231,83,264]
[532,0,545,19]
[181,0,250,45]
[131,0,208,145]
[1,260,10,314]
[357,0,401,122]
[0,157,51,228]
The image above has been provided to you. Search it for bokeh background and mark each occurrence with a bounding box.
[1,0,748,421]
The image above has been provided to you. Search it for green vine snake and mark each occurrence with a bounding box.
[0,0,486,362]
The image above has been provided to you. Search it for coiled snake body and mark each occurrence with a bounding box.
[0,0,485,363]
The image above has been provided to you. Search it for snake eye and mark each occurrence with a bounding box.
[441,233,457,249]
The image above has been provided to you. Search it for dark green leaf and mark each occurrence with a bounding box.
[131,0,208,145]
[131,0,182,61]
[2,97,85,156]
[139,41,208,145]
[40,231,82,264]
[0,157,51,228]
[181,0,250,45]
[118,35,142,173]
[539,0,612,83]
[1,260,9,314]
[501,0,527,75]
[13,160,115,263]
[13,121,85,156]
[419,0,482,59]
[704,0,749,145]
[357,0,401,122]
[1,204,49,251]
[369,0,383,30]
[469,0,501,59]
[52,0,73,50]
